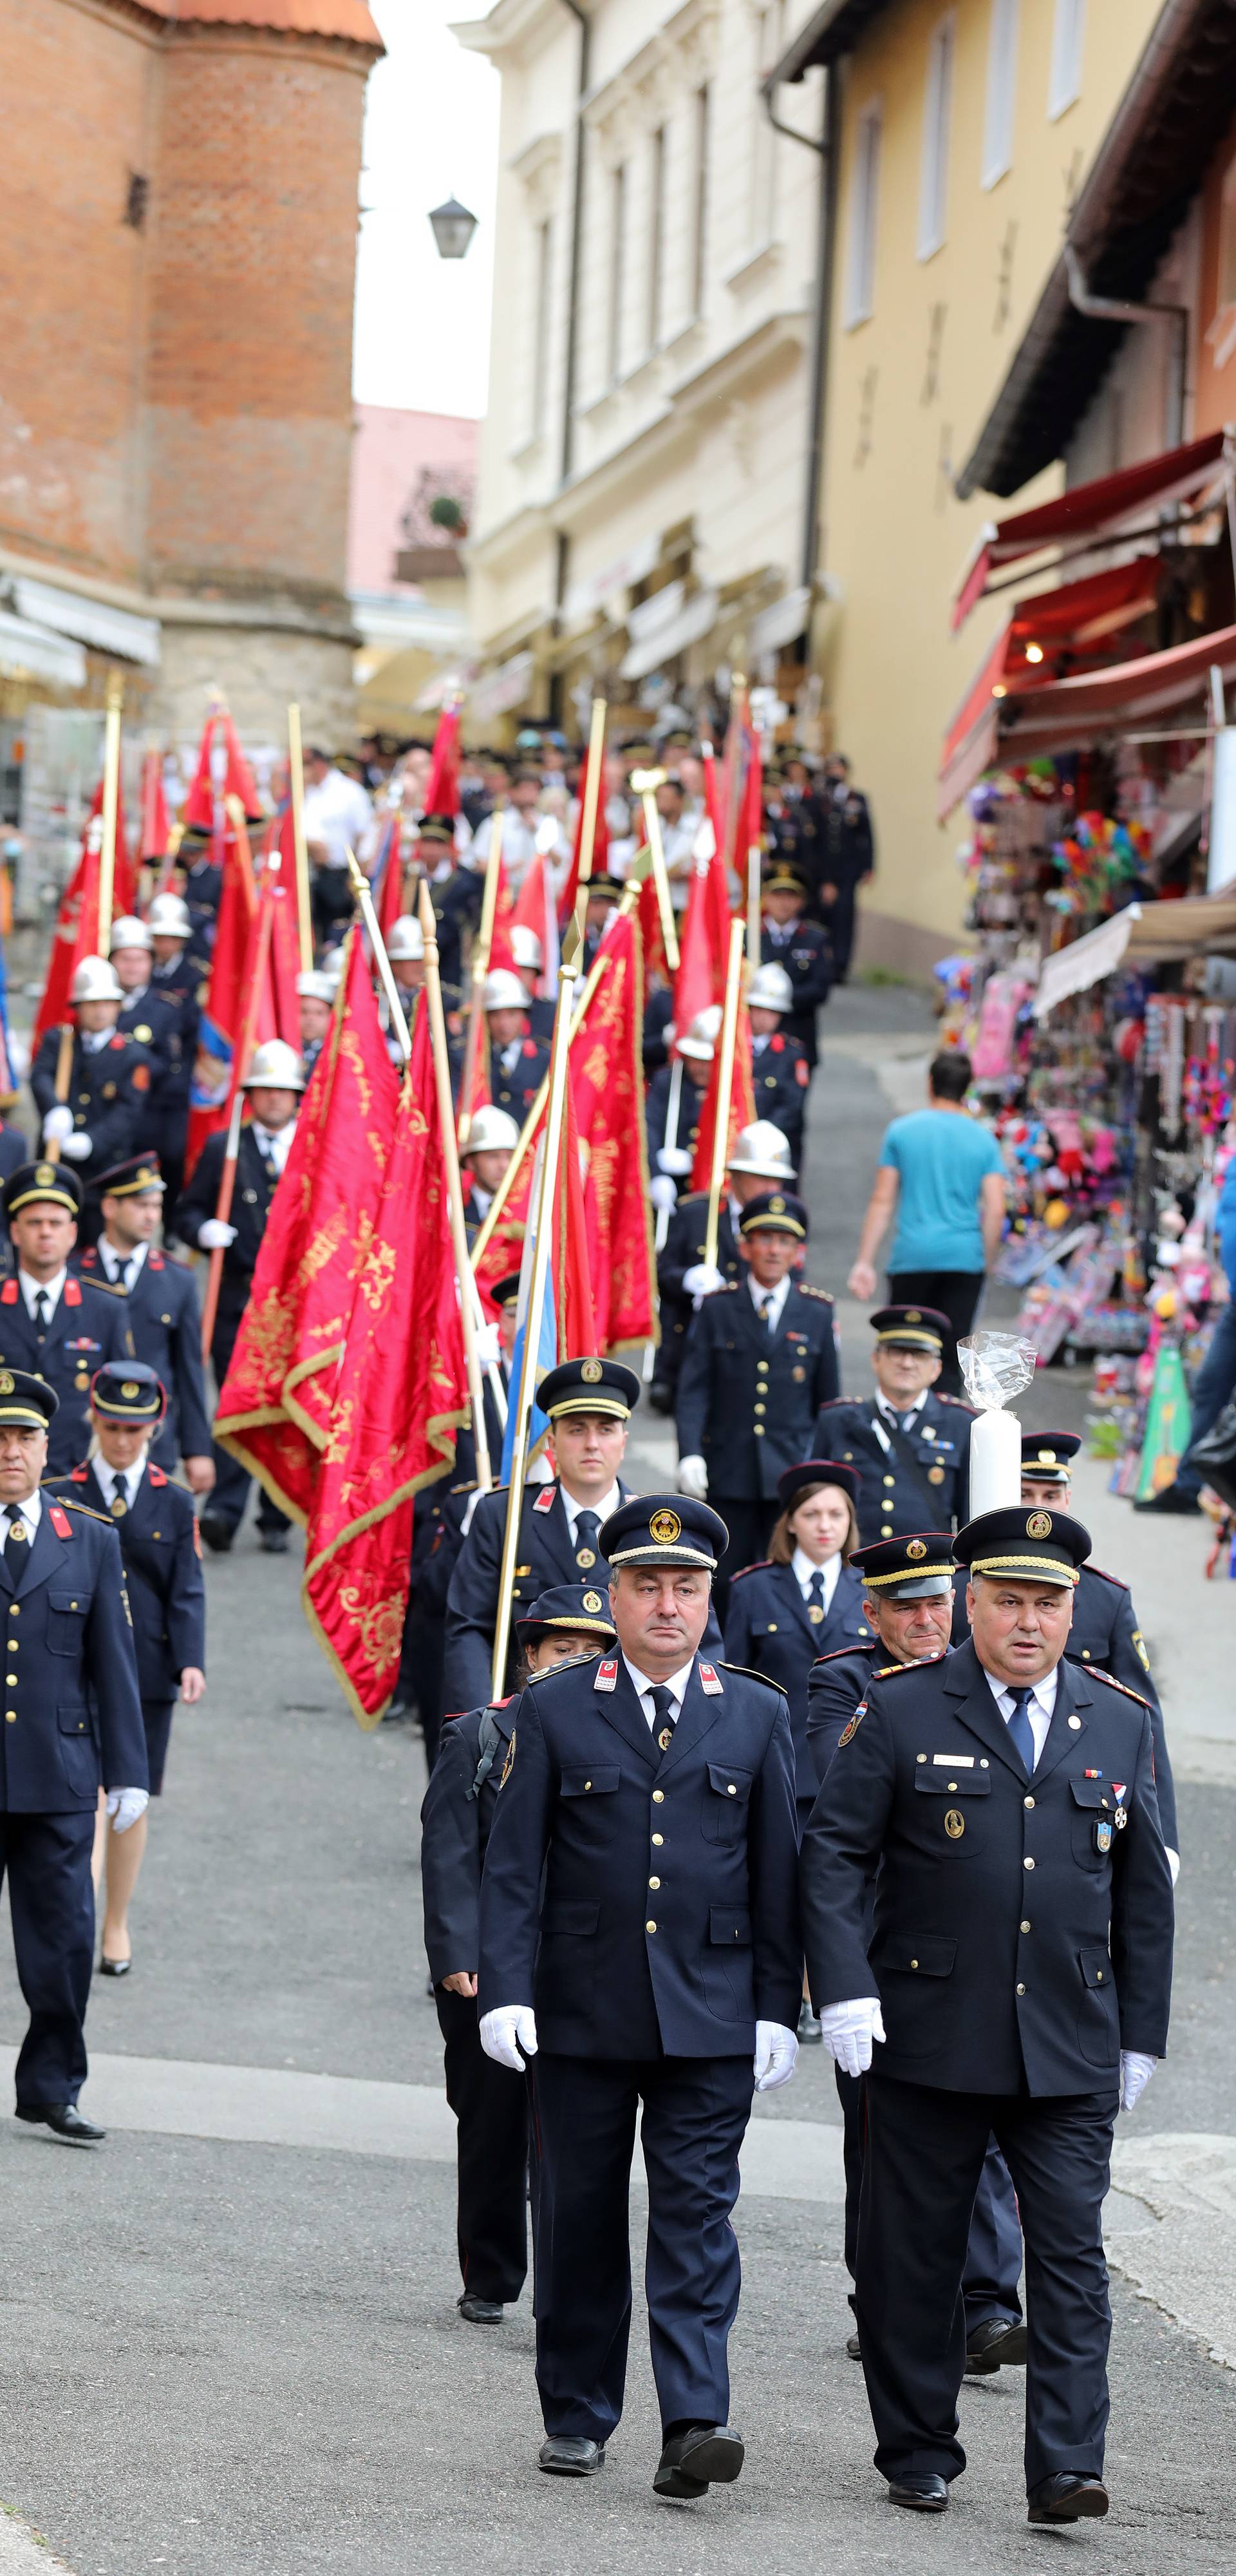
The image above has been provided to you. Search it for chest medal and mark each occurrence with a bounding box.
[944,1808,964,1839]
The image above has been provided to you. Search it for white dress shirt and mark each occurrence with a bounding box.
[94,1453,148,1513]
[473,810,538,893]
[3,1490,42,1544]
[18,1267,66,1321]
[98,1235,149,1293]
[748,1273,791,1332]
[81,1027,113,1056]
[622,1655,695,1729]
[792,1546,841,1616]
[561,1482,623,1544]
[876,1388,929,1434]
[250,1120,295,1177]
[303,767,375,870]
[984,1662,1059,1767]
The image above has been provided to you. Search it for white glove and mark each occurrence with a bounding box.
[819,1997,886,2078]
[677,1454,708,1501]
[1119,2049,1157,2113]
[754,2020,799,2092]
[657,1145,694,1177]
[1166,1846,1181,1886]
[41,1105,73,1143]
[479,2005,538,2072]
[198,1218,238,1249]
[682,1263,726,1300]
[106,1786,149,1835]
[649,1174,679,1214]
[473,1320,501,1370]
[61,1131,92,1160]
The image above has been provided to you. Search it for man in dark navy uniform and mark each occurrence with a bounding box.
[444,1358,641,1714]
[31,955,156,1200]
[652,1119,796,1417]
[814,1304,975,1546]
[675,1192,839,1600]
[802,1505,1174,2524]
[482,969,551,1120]
[951,1429,1179,1872]
[48,1360,205,1979]
[478,1496,801,2496]
[76,1155,214,1490]
[645,1009,716,1211]
[0,1162,132,1474]
[0,1368,146,2143]
[807,1531,1025,2373]
[816,755,876,983]
[421,1582,617,2327]
[146,889,201,1207]
[745,963,811,1168]
[759,867,832,1064]
[109,916,183,1153]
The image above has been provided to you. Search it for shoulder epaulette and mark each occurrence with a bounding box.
[875,1653,947,1678]
[938,1394,979,1412]
[1087,1564,1130,1593]
[84,1278,127,1300]
[717,1660,786,1694]
[797,1283,835,1303]
[1089,1669,1151,1710]
[812,1644,873,1668]
[449,1480,478,1497]
[729,1558,771,1582]
[52,1495,113,1526]
[814,1396,846,1411]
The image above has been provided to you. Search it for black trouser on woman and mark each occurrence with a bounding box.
[886,1270,985,1399]
[436,1986,529,2305]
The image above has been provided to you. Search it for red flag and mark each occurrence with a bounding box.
[303,1002,469,1725]
[673,835,732,1033]
[423,706,460,819]
[214,932,402,1523]
[140,752,169,863]
[557,752,610,923]
[570,907,656,1349]
[700,744,725,852]
[689,992,756,1194]
[183,822,275,1177]
[554,1072,598,1358]
[637,869,669,992]
[510,851,559,994]
[376,810,405,942]
[33,824,101,1048]
[181,706,259,831]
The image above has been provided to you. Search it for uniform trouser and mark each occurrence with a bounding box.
[711,1499,780,1621]
[436,1988,529,2305]
[208,1312,290,1537]
[857,2075,1118,2492]
[529,2050,753,2444]
[1175,1294,1236,1495]
[0,1811,95,2107]
[834,2074,1021,2327]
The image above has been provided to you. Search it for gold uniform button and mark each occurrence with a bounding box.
[883,1476,895,1489]
[1020,1919,1031,1934]
[6,1675,15,1687]
[1024,1857,1035,1870]
[917,1754,926,1764]
[646,1920,657,1935]
[910,1958,919,1971]
[651,1833,664,1846]
[584,1780,592,1791]
[1096,1970,1103,1982]
[726,1784,736,1795]
[948,1781,957,1791]
[754,1425,765,1437]
[648,1876,660,1890]
[652,1790,664,1804]
[1016,1983,1026,1996]
[1081,1649,1091,1660]
[754,1403,765,1416]
[1024,1795,1035,1809]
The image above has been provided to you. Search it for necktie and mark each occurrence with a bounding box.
[806,1568,825,1627]
[649,1683,676,1755]
[574,1509,601,1571]
[1006,1685,1036,1776]
[760,1293,776,1338]
[901,1412,917,1436]
[33,1291,50,1336]
[110,1476,130,1521]
[5,1502,26,1564]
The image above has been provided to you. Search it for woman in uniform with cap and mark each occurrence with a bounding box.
[724,1462,869,1828]
[421,1582,616,2326]
[47,1361,205,1975]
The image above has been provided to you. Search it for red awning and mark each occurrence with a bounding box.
[938,555,1163,817]
[999,620,1236,760]
[950,429,1231,630]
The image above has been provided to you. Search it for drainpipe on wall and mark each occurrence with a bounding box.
[551,0,592,694]
[1063,244,1190,450]
[762,64,839,608]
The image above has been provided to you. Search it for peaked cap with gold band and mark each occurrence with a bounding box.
[514,1582,617,1647]
[3,1160,84,1224]
[738,1189,809,1240]
[848,1530,955,1597]
[870,1303,951,1354]
[777,1457,859,1515]
[538,1358,641,1421]
[1020,1430,1082,1484]
[599,1493,729,1571]
[953,1504,1091,1589]
[0,1367,59,1429]
[89,1360,167,1425]
[92,1153,166,1200]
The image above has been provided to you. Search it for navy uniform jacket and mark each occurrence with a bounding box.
[656,1194,740,1392]
[807,1639,882,1786]
[176,1126,279,1329]
[0,1495,145,1811]
[760,922,832,1063]
[801,1637,1174,2096]
[677,1280,841,1499]
[117,990,183,1144]
[30,1028,157,1189]
[477,1650,801,2058]
[443,1476,635,1715]
[813,1392,975,1544]
[420,1698,512,1984]
[750,1033,810,1160]
[0,1274,133,1475]
[47,1461,205,1704]
[646,1064,707,1183]
[73,1244,212,1464]
[489,1037,550,1121]
[411,1370,510,1606]
[950,1564,1177,1851]
[642,985,675,1077]
[725,1560,870,1800]
[0,1126,29,1279]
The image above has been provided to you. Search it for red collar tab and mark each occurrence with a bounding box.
[533,1483,557,1515]
[80,1249,98,1267]
[594,1659,618,1692]
[1,1280,16,1305]
[69,1467,88,1482]
[148,1466,167,1486]
[64,1277,82,1307]
[149,1253,164,1269]
[522,1039,538,1057]
[110,1034,126,1050]
[48,1504,73,1540]
[698,1662,724,1696]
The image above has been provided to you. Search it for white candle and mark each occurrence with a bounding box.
[968,1407,1022,1518]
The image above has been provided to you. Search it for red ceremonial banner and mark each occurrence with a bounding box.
[181,706,260,831]
[33,785,136,1046]
[689,994,756,1195]
[423,706,460,819]
[569,909,657,1349]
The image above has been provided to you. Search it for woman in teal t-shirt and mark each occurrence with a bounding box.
[848,1050,1006,1396]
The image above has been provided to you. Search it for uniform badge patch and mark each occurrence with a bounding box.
[838,1707,865,1747]
[906,1539,928,1562]
[1026,1511,1053,1539]
[594,1658,618,1692]
[48,1504,73,1540]
[698,1663,723,1695]
[1132,1630,1150,1672]
[581,1358,603,1383]
[944,1808,965,1839]
[928,1466,946,1484]
[499,1730,516,1788]
[533,1484,556,1514]
[0,1374,12,1396]
[807,1602,823,1622]
[120,1382,140,1400]
[1093,1817,1112,1855]
[650,1508,681,1546]
[582,1591,603,1614]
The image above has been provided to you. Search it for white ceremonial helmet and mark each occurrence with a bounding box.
[509,924,543,972]
[147,893,192,940]
[109,915,153,955]
[386,917,425,961]
[296,971,335,1004]
[675,1004,723,1063]
[747,961,794,1016]
[462,1104,520,1158]
[70,955,124,1005]
[483,969,529,1013]
[245,1038,306,1093]
[726,1119,798,1180]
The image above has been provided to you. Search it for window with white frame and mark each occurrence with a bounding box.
[1048,0,1086,121]
[648,126,667,350]
[918,15,955,261]
[845,100,882,326]
[531,219,552,438]
[608,163,627,382]
[982,0,1019,189]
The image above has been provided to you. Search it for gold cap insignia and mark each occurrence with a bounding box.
[1026,1511,1053,1539]
[906,1309,921,1323]
[0,1374,13,1396]
[650,1508,682,1545]
[905,1539,928,1561]
[120,1382,141,1400]
[35,1165,55,1188]
[1040,1448,1056,1465]
[136,1167,153,1186]
[582,1590,603,1614]
[769,1195,785,1214]
[580,1358,603,1383]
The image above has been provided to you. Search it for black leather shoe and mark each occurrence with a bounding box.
[654,2425,744,2498]
[845,2329,862,2361]
[888,2474,948,2512]
[259,1528,290,1555]
[98,1956,132,1978]
[198,1516,234,1554]
[16,2103,105,2144]
[457,2293,502,2324]
[1133,1483,1200,1515]
[539,2436,605,2476]
[965,2316,1027,2373]
[1028,2474,1109,2524]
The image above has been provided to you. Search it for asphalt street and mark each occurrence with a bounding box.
[1,979,1234,2573]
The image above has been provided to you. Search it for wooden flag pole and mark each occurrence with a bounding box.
[489,947,579,1700]
[457,804,505,1148]
[629,767,681,974]
[200,865,277,1363]
[44,1025,75,1167]
[286,704,315,973]
[417,882,494,1498]
[703,918,747,1276]
[746,843,762,967]
[653,1057,684,1254]
[97,672,124,956]
[346,849,410,1059]
[571,696,608,949]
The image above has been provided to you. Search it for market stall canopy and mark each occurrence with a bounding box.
[996,620,1236,764]
[951,431,1230,632]
[938,555,1165,817]
[1035,892,1236,1019]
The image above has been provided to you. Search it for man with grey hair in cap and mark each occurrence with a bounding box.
[478,1492,801,2497]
